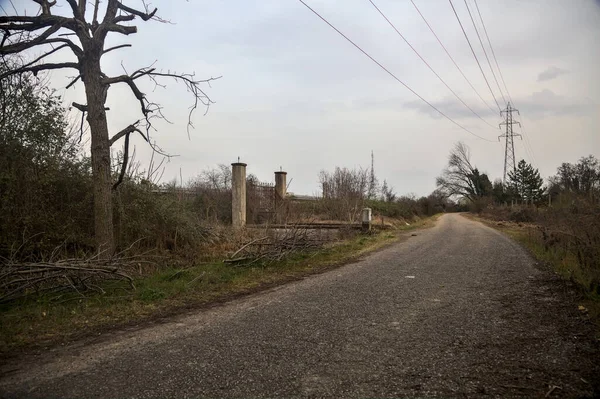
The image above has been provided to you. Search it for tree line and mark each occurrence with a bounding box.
[435,142,599,207]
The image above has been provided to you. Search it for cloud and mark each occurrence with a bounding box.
[537,66,569,82]
[516,89,596,117]
[403,98,498,121]
[403,89,596,122]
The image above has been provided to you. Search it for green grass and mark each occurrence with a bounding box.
[0,215,440,355]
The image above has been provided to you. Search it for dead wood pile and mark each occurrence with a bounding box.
[0,255,136,303]
[224,225,328,265]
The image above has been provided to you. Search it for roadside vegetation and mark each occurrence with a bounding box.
[434,142,600,327]
[0,70,445,354]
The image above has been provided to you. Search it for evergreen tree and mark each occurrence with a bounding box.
[508,160,545,203]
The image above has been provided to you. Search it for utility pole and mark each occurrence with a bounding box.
[499,102,521,184]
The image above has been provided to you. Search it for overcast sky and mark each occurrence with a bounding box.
[7,0,600,196]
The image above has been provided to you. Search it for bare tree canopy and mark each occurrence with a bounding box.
[0,1,219,257]
[549,155,600,198]
[436,142,492,202]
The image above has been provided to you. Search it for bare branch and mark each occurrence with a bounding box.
[101,0,120,25]
[92,0,100,26]
[112,14,136,24]
[105,24,137,35]
[103,67,220,140]
[148,72,221,137]
[72,102,110,112]
[65,0,83,20]
[77,0,87,17]
[0,23,69,54]
[0,15,78,36]
[32,0,58,16]
[116,2,157,21]
[6,42,69,71]
[0,61,79,79]
[72,102,87,112]
[65,74,81,89]
[113,132,130,190]
[102,73,149,118]
[108,122,147,146]
[102,43,132,54]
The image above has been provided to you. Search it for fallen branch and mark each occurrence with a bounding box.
[224,225,330,266]
[0,255,137,303]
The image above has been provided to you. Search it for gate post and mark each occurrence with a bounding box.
[361,208,372,231]
[231,162,247,227]
[274,171,287,200]
[274,170,287,224]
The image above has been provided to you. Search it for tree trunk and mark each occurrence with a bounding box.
[82,53,115,259]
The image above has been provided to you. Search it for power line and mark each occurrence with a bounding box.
[470,0,539,167]
[472,0,513,105]
[462,0,506,105]
[297,0,496,143]
[368,0,498,132]
[8,0,18,15]
[409,0,497,116]
[516,116,538,166]
[448,0,501,112]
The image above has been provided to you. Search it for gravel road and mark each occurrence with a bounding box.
[1,214,598,398]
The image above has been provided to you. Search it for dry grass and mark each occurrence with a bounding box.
[0,215,440,356]
[470,213,600,335]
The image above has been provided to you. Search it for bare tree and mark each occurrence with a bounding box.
[436,142,492,202]
[380,179,396,202]
[550,155,600,200]
[319,167,368,221]
[0,1,219,257]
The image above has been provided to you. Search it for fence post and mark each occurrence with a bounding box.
[231,162,247,227]
[361,208,372,231]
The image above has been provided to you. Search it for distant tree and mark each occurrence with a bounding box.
[246,173,260,186]
[549,155,600,199]
[491,179,509,204]
[320,167,369,200]
[199,164,232,191]
[0,1,218,257]
[319,167,369,221]
[508,160,545,204]
[436,142,492,202]
[380,179,396,202]
[417,189,453,215]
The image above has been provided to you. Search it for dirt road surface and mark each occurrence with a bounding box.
[1,214,598,398]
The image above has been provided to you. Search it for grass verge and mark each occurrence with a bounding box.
[0,215,440,356]
[469,214,600,334]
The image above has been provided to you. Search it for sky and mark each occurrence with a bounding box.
[5,0,600,196]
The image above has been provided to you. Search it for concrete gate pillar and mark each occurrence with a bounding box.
[274,171,287,200]
[274,171,287,224]
[231,162,247,227]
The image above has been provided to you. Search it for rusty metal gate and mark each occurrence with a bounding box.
[247,181,275,224]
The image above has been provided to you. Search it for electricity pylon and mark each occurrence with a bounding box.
[499,102,521,184]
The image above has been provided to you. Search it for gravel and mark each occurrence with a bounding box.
[1,213,598,398]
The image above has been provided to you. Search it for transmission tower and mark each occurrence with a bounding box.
[499,102,521,184]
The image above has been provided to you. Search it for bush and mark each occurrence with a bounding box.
[482,198,600,294]
[509,208,536,223]
[114,182,216,252]
[0,71,95,260]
